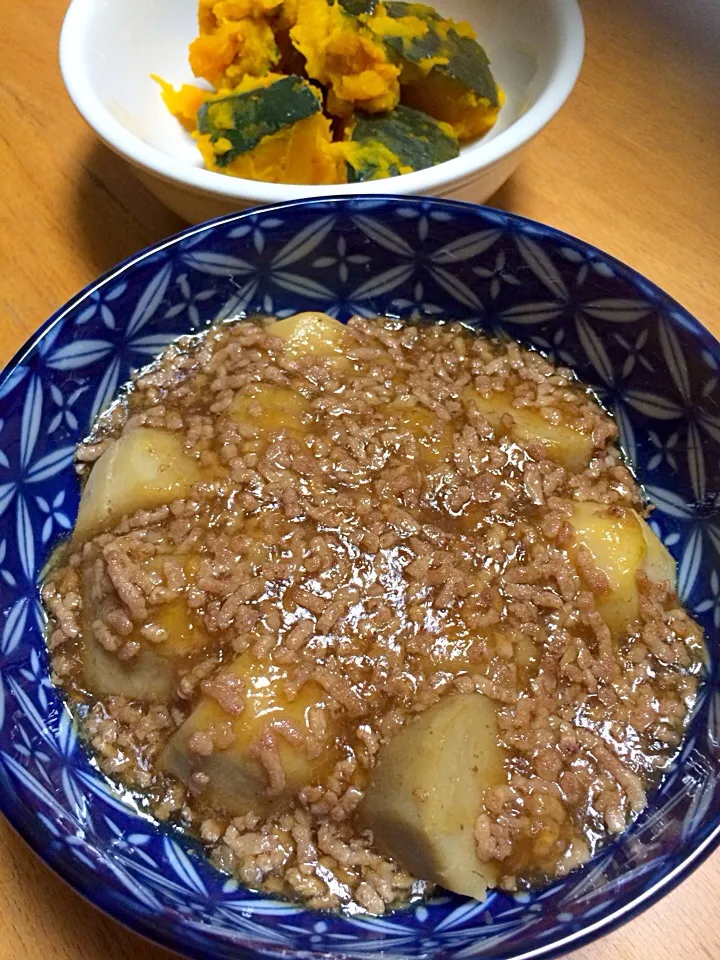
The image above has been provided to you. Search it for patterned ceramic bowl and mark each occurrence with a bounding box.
[0,196,718,960]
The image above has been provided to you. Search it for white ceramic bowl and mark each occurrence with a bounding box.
[59,0,584,223]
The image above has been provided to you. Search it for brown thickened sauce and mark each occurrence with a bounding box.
[42,316,705,914]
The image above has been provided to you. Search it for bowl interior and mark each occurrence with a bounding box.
[0,197,718,960]
[73,0,562,174]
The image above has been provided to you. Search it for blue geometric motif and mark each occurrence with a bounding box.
[0,196,718,960]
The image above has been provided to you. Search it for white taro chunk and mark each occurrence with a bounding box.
[159,652,338,816]
[230,383,312,438]
[74,428,203,541]
[269,312,351,367]
[360,693,506,900]
[569,502,677,634]
[83,640,173,702]
[80,555,211,701]
[463,387,595,472]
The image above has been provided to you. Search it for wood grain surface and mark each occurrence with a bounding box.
[1,0,719,958]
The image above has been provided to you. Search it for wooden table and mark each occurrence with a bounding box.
[1,0,719,958]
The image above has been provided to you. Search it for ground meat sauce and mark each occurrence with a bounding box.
[43,315,705,914]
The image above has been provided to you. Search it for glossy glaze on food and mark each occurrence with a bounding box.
[43,314,705,914]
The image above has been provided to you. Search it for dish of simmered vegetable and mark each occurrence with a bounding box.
[157,0,503,185]
[43,313,705,914]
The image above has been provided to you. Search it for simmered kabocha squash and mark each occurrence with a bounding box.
[197,74,320,164]
[291,0,401,116]
[198,0,284,33]
[364,2,502,141]
[190,3,282,88]
[156,79,211,133]
[343,103,458,182]
[159,0,502,183]
[193,74,344,183]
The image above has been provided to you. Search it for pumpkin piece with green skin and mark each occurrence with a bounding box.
[197,74,323,165]
[211,119,342,182]
[197,109,344,183]
[343,140,405,182]
[364,1,502,141]
[161,72,343,184]
[343,103,459,182]
[381,2,498,105]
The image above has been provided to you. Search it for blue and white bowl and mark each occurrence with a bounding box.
[0,196,718,960]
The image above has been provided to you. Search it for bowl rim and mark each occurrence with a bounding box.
[58,0,584,203]
[2,194,719,960]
